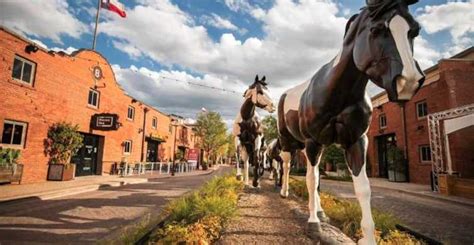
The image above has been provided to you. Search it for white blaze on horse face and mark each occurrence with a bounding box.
[283,80,310,114]
[389,15,424,100]
[258,89,275,113]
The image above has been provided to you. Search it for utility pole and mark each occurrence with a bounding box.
[92,0,101,50]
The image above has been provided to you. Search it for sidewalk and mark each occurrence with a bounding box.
[0,166,218,204]
[293,175,474,207]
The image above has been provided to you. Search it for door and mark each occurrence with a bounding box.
[146,140,159,162]
[72,134,99,176]
[377,134,396,178]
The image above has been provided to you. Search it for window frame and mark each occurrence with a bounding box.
[1,120,28,148]
[127,106,135,121]
[152,117,158,129]
[123,140,132,155]
[416,100,428,119]
[379,114,387,129]
[11,55,36,86]
[419,145,432,163]
[88,89,100,109]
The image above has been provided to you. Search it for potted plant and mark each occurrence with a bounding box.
[387,145,407,182]
[44,122,83,181]
[0,148,24,184]
[201,161,208,170]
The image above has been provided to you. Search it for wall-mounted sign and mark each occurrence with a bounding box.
[91,113,119,131]
[92,66,103,80]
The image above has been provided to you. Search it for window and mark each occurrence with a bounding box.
[152,117,157,129]
[123,140,132,154]
[88,89,99,108]
[12,55,36,85]
[127,106,135,120]
[379,114,387,129]
[419,145,432,163]
[416,101,428,119]
[1,120,27,147]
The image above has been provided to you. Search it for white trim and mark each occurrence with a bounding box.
[88,89,100,108]
[1,120,28,148]
[152,117,158,129]
[123,140,132,155]
[12,55,36,85]
[127,106,135,121]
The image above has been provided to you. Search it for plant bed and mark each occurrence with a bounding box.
[47,164,76,181]
[0,148,24,184]
[289,178,426,244]
[149,174,243,244]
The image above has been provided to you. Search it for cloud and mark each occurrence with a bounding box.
[416,0,474,55]
[201,14,238,31]
[0,0,88,44]
[414,36,442,70]
[112,65,248,120]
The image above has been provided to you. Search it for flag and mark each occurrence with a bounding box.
[101,0,126,18]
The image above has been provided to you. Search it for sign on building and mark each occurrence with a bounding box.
[91,113,120,130]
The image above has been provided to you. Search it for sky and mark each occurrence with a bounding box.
[1,0,473,127]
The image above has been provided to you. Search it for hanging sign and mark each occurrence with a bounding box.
[91,113,120,130]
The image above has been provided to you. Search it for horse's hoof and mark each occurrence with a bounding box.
[306,222,322,241]
[280,190,289,198]
[236,175,242,181]
[357,237,376,245]
[252,181,260,188]
[317,211,330,223]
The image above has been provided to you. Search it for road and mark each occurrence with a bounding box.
[320,179,474,245]
[0,166,231,244]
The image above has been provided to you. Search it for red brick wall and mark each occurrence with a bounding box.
[0,29,176,183]
[367,57,474,184]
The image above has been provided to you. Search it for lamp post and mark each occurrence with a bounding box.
[171,119,178,176]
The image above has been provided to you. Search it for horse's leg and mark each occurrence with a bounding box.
[235,151,242,180]
[269,158,274,180]
[278,159,283,187]
[241,148,250,186]
[345,135,375,245]
[303,141,323,239]
[279,151,291,198]
[253,135,262,188]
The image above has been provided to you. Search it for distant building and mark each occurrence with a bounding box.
[0,27,199,183]
[367,46,474,186]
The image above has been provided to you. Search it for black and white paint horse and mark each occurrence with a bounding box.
[277,0,424,244]
[233,75,275,187]
[265,138,283,187]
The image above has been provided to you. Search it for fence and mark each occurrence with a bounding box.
[118,161,198,176]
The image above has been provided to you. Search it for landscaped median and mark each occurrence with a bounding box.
[289,177,425,245]
[150,174,243,244]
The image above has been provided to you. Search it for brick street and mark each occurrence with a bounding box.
[0,166,231,244]
[320,179,474,245]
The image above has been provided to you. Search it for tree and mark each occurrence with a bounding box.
[44,122,83,166]
[262,115,278,143]
[322,144,346,170]
[194,111,228,164]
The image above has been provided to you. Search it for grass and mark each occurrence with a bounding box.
[289,178,425,244]
[151,174,243,244]
[321,175,353,182]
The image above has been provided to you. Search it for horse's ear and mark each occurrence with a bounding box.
[403,0,418,5]
[260,76,267,86]
[255,75,259,82]
[261,76,266,82]
[344,14,359,38]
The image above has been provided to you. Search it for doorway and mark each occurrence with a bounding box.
[376,134,397,178]
[146,140,160,162]
[72,133,101,176]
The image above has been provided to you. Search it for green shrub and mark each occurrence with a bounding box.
[153,174,243,244]
[0,148,21,165]
[44,122,83,166]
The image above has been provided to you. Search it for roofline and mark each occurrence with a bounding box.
[0,25,192,119]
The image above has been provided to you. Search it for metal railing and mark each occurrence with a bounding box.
[119,161,197,176]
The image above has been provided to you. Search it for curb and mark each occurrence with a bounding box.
[0,168,218,205]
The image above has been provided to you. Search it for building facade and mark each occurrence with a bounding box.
[0,27,199,184]
[367,47,474,185]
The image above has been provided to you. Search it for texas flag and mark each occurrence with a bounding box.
[101,0,126,18]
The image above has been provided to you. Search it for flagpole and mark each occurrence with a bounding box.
[92,0,101,50]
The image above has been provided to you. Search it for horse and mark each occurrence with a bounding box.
[233,75,275,187]
[266,138,283,187]
[277,0,425,244]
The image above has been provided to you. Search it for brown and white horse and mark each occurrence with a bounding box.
[265,138,283,187]
[277,0,424,244]
[233,75,275,187]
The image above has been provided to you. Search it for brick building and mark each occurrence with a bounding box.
[367,47,474,185]
[0,27,199,184]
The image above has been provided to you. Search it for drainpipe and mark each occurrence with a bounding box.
[400,103,410,182]
[140,107,149,162]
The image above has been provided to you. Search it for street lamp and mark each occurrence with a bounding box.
[171,118,179,176]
